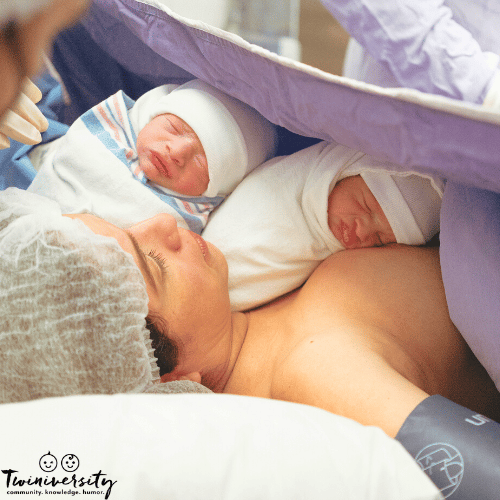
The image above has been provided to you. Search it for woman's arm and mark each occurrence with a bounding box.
[272,245,493,438]
[274,330,429,438]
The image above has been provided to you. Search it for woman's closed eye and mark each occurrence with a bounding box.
[147,249,168,276]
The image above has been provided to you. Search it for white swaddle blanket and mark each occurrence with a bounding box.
[203,141,444,311]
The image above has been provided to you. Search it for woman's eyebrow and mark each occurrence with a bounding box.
[125,230,157,291]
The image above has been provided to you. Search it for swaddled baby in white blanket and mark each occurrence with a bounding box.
[202,141,444,311]
[28,79,277,234]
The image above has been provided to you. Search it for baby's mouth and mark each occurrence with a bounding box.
[340,220,358,248]
[152,153,172,178]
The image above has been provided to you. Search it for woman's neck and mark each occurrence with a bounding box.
[204,311,249,393]
[219,290,299,396]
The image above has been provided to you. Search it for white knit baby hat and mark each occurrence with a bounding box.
[360,171,444,245]
[130,79,278,197]
[0,188,160,403]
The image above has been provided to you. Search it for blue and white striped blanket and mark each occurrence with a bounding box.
[28,90,224,233]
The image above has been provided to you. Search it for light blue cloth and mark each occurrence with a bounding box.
[0,72,69,191]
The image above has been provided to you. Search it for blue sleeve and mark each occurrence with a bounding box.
[0,71,69,191]
[320,0,499,103]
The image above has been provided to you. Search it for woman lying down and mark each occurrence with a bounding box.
[1,188,499,440]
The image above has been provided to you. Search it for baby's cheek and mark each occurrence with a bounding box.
[326,190,336,235]
[191,162,210,195]
[176,173,207,197]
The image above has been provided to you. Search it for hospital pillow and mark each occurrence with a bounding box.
[0,393,442,500]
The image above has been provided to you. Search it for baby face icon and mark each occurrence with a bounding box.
[39,452,57,472]
[61,454,80,472]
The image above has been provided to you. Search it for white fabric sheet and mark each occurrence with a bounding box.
[0,393,442,500]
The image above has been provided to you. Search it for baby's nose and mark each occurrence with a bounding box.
[168,136,195,166]
[355,218,378,247]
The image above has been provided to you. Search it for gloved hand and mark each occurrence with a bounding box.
[0,78,49,149]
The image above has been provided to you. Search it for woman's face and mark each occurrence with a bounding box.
[0,0,90,119]
[66,213,231,346]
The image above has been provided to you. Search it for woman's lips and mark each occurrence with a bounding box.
[191,232,209,262]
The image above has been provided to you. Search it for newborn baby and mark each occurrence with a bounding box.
[28,79,277,233]
[203,141,444,311]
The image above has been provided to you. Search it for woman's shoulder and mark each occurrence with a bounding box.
[302,245,441,300]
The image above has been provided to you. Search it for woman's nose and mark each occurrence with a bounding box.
[132,213,181,251]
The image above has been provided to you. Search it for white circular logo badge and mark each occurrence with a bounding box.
[415,442,464,498]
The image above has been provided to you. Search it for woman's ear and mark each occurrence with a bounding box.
[160,371,202,384]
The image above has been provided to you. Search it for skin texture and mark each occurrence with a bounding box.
[136,113,209,196]
[327,175,396,248]
[71,213,500,438]
[0,0,90,120]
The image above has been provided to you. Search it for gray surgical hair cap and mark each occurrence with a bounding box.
[0,188,160,404]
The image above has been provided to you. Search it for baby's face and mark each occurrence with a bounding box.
[136,113,209,196]
[327,175,396,249]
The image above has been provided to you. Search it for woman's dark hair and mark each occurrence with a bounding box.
[146,314,179,376]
